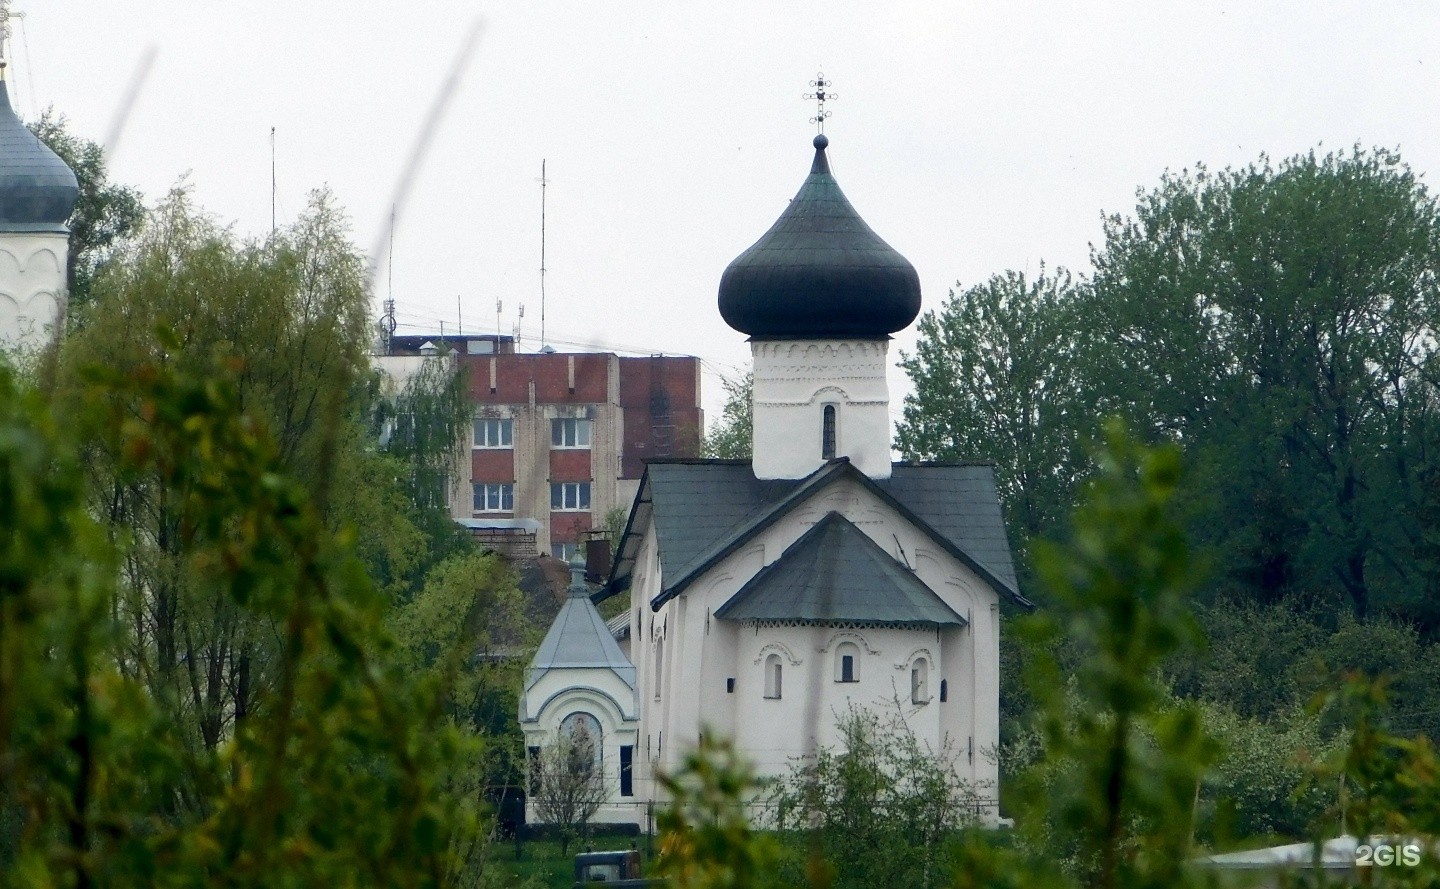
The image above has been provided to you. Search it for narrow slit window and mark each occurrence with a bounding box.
[911,658,930,704]
[764,654,783,699]
[822,405,837,459]
[834,641,860,683]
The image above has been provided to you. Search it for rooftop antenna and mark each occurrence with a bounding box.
[457,294,463,337]
[387,204,396,306]
[804,71,837,134]
[270,127,277,236]
[515,303,525,350]
[495,298,502,338]
[537,160,550,349]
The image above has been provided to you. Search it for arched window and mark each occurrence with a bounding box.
[939,679,948,703]
[764,653,783,699]
[821,405,837,459]
[654,638,664,701]
[560,711,603,772]
[911,658,930,704]
[834,641,860,683]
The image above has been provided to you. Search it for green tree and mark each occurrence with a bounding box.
[703,371,753,459]
[1,349,486,886]
[998,426,1219,888]
[1086,148,1440,619]
[897,268,1089,557]
[766,704,985,889]
[28,110,145,308]
[60,186,378,759]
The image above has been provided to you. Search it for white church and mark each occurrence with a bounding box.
[518,131,1028,826]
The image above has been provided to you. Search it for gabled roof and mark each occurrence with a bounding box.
[527,585,636,694]
[714,512,967,626]
[602,458,1029,610]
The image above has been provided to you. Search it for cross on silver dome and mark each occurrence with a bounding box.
[804,72,836,134]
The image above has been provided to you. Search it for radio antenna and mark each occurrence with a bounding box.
[537,160,550,349]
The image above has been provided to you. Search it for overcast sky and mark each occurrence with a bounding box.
[21,1,1440,427]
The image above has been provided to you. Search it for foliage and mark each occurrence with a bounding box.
[897,268,1090,557]
[361,352,478,599]
[0,347,485,886]
[391,549,534,790]
[899,146,1440,628]
[28,110,145,308]
[57,186,374,761]
[765,704,985,889]
[991,425,1220,888]
[703,371,753,460]
[655,733,781,889]
[1091,148,1440,621]
[530,722,610,855]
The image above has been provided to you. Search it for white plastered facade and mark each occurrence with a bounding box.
[0,233,66,354]
[624,476,1001,811]
[751,338,893,480]
[519,659,642,825]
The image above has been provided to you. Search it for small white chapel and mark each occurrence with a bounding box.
[518,125,1028,826]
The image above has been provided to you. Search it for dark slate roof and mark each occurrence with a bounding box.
[527,578,637,693]
[603,458,1028,610]
[0,82,78,232]
[717,134,921,340]
[714,512,967,626]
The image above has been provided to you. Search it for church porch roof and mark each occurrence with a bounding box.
[713,511,967,626]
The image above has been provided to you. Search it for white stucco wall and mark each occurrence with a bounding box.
[521,667,642,825]
[751,339,893,480]
[0,233,67,354]
[632,476,1003,810]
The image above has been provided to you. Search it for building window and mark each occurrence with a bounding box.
[654,638,664,701]
[764,654,783,699]
[551,542,581,561]
[939,679,948,703]
[551,482,591,510]
[822,405,837,459]
[472,482,514,512]
[551,417,592,448]
[911,658,930,704]
[620,745,634,796]
[834,641,859,683]
[473,417,513,448]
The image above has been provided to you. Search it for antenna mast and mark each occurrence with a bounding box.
[270,126,276,235]
[537,160,549,349]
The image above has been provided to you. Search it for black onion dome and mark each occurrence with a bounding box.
[718,134,920,340]
[0,81,78,233]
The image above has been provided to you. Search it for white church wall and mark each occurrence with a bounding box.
[627,471,1006,806]
[521,682,642,825]
[751,339,893,480]
[0,233,66,354]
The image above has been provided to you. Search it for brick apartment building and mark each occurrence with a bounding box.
[380,334,702,559]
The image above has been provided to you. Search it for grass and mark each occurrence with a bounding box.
[485,836,658,889]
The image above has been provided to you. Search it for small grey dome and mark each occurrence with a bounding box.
[0,82,79,233]
[718,136,920,340]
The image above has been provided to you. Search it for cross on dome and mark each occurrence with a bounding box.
[804,72,836,134]
[0,0,22,77]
